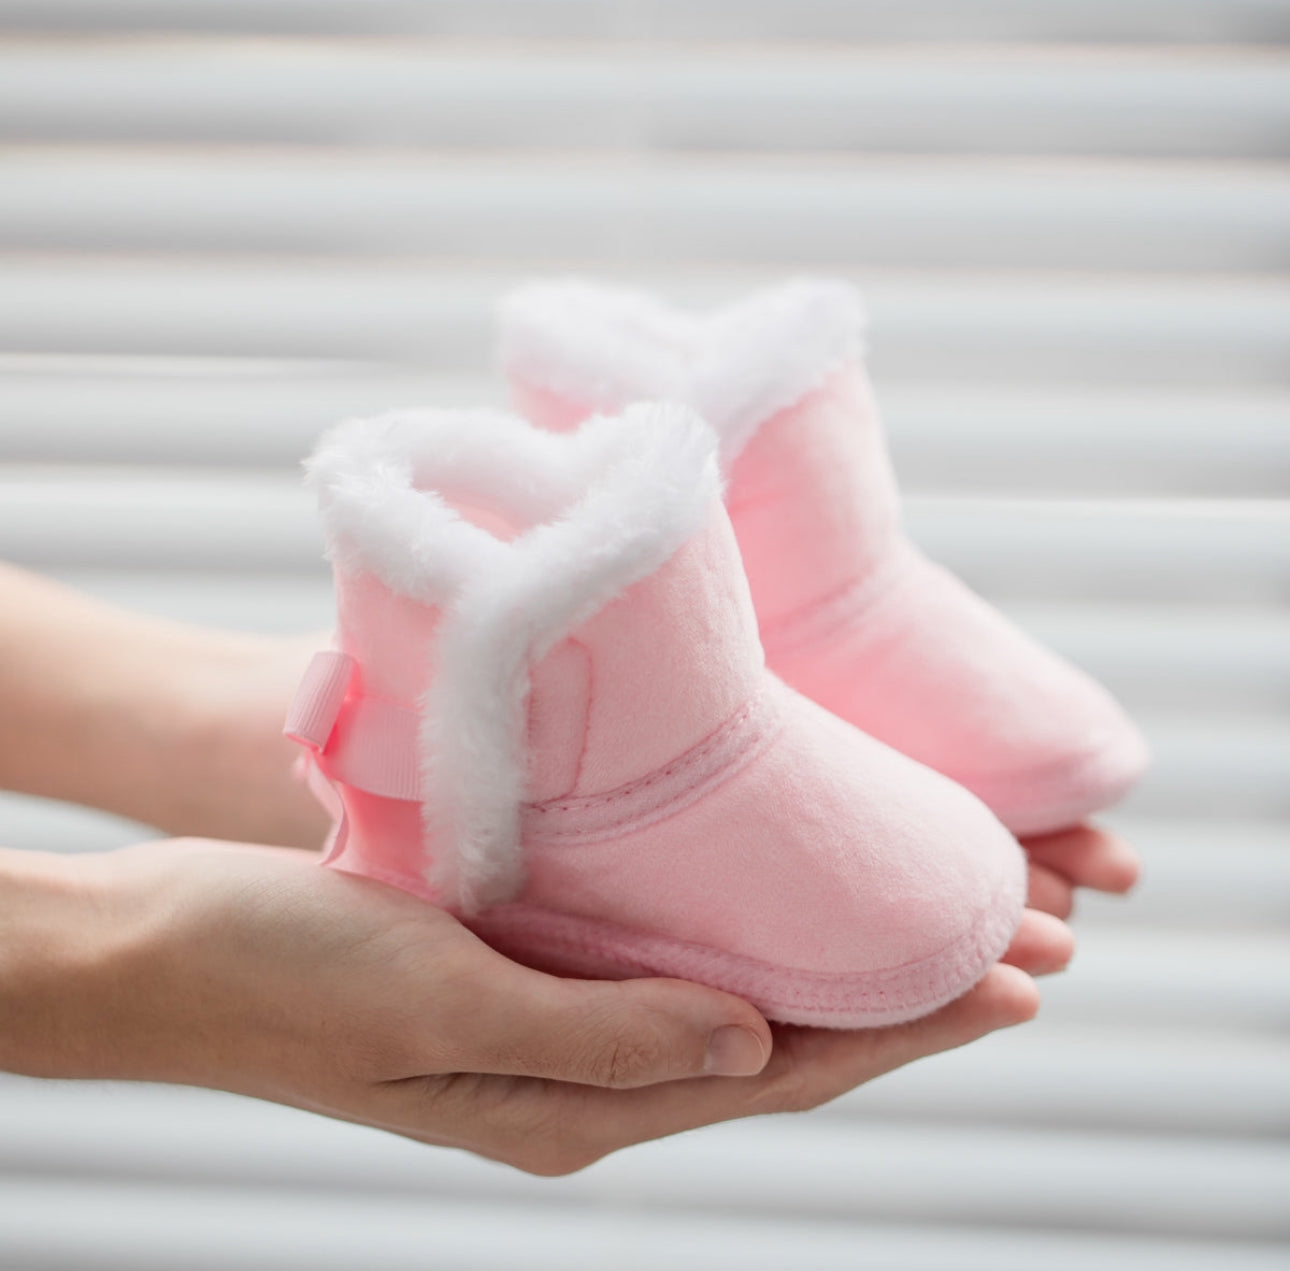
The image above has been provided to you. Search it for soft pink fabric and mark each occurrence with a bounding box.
[513,358,1149,835]
[291,422,1027,1027]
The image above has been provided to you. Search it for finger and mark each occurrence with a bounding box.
[772,961,1041,1088]
[731,962,1041,1113]
[375,965,1040,1175]
[1022,823,1141,894]
[1027,861,1075,919]
[438,950,774,1089]
[1000,907,1075,976]
[874,962,1040,1064]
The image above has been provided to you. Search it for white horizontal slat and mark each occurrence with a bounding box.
[1031,928,1290,1031]
[581,1116,1290,1238]
[4,258,1285,387]
[1081,816,1290,930]
[4,0,1289,44]
[4,148,1286,273]
[840,1019,1290,1135]
[3,471,1286,605]
[4,472,1287,604]
[1003,603,1290,711]
[1124,715,1290,820]
[3,1180,1284,1271]
[3,357,1287,499]
[907,496,1290,604]
[0,468,326,572]
[2,1075,1287,1238]
[40,568,339,633]
[883,385,1290,498]
[1081,859,1290,923]
[3,40,1288,160]
[0,359,499,467]
[0,792,158,854]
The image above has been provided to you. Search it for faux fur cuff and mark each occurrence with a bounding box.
[498,278,866,466]
[306,405,723,913]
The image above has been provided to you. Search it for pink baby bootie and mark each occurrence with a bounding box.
[287,403,1026,1027]
[499,279,1149,836]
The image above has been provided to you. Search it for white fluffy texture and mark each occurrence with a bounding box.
[498,277,866,466]
[306,405,722,914]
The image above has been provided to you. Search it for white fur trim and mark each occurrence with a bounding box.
[498,278,866,466]
[306,404,722,914]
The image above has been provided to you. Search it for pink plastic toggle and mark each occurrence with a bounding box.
[284,650,356,751]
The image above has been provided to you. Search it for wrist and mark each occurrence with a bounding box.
[0,843,243,1087]
[167,630,329,848]
[1,840,302,1093]
[0,848,129,1079]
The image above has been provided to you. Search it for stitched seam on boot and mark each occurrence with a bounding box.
[471,864,1022,1015]
[758,539,921,661]
[521,688,784,844]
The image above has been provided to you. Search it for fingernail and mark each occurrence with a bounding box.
[704,1025,767,1077]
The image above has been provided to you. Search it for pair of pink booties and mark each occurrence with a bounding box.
[287,280,1148,1029]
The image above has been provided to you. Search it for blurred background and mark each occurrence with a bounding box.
[0,1,1287,1267]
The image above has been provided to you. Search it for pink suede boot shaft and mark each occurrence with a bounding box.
[500,279,1150,835]
[290,404,1026,1027]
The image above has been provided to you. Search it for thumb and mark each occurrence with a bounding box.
[450,960,773,1089]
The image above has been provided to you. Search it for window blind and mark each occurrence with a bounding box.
[0,2,1286,1266]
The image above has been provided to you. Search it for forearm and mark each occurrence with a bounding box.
[0,564,201,822]
[0,563,325,845]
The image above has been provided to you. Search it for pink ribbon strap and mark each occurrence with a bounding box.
[328,695,421,802]
[284,649,426,867]
[284,649,422,802]
[284,650,356,751]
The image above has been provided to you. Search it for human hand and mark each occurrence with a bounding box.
[1022,822,1141,919]
[4,839,1067,1176]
